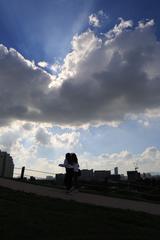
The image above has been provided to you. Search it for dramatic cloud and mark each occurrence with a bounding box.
[0,19,160,127]
[0,45,52,124]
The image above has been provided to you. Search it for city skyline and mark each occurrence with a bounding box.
[0,0,160,175]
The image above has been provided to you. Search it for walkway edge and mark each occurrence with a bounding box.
[0,178,160,216]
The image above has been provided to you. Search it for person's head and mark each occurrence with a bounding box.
[71,153,78,163]
[65,153,73,165]
[65,153,71,161]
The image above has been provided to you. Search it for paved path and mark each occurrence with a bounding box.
[0,177,160,216]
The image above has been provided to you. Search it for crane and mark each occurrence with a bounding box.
[133,161,139,171]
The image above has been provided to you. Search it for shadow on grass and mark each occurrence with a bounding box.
[0,186,160,240]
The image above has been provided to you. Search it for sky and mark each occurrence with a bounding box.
[0,0,160,176]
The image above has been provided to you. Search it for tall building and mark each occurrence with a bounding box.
[0,151,14,178]
[114,167,118,175]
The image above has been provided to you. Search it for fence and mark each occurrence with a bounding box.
[14,167,58,179]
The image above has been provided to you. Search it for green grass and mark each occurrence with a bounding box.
[0,186,160,240]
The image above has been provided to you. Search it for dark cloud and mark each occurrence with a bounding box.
[0,20,160,126]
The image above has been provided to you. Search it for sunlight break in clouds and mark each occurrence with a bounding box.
[0,18,160,128]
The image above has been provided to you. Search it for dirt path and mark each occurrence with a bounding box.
[1,177,160,216]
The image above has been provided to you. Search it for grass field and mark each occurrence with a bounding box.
[0,186,160,240]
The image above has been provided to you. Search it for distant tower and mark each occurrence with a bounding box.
[114,167,118,175]
[133,161,139,171]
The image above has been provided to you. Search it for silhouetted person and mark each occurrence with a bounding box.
[71,153,80,190]
[59,153,74,193]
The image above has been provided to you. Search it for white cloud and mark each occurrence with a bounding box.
[11,140,62,178]
[106,18,133,39]
[51,131,80,148]
[49,30,102,87]
[78,147,160,174]
[50,63,61,73]
[138,19,155,29]
[89,10,108,28]
[0,120,159,175]
[11,140,37,168]
[35,126,80,148]
[89,14,101,27]
[0,122,80,174]
[11,145,160,177]
[145,108,160,118]
[0,121,80,149]
[37,61,48,68]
